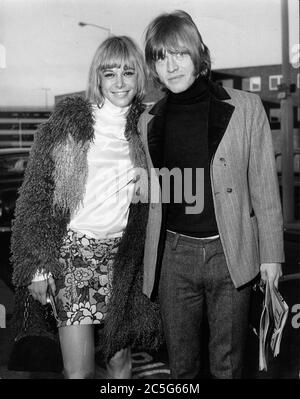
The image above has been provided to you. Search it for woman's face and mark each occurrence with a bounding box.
[99,64,138,107]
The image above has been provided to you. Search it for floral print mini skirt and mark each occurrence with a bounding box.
[54,229,121,327]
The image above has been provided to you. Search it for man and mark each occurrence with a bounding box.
[139,10,284,379]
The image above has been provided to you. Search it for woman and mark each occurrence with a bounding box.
[10,36,162,379]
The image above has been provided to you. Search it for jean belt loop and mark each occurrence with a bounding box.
[171,233,180,250]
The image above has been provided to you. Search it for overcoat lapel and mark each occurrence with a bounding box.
[147,96,167,170]
[147,81,235,165]
[207,81,235,160]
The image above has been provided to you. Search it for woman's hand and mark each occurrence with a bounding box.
[28,275,56,305]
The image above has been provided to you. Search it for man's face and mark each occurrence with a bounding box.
[100,64,138,107]
[155,49,196,93]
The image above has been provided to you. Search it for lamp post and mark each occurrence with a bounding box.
[280,0,294,224]
[78,21,111,37]
[0,44,6,69]
[41,88,51,109]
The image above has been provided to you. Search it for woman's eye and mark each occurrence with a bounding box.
[103,73,115,78]
[175,52,186,58]
[124,71,135,77]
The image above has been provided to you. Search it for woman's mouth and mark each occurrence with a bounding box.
[112,91,129,97]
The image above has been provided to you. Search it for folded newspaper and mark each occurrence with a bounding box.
[259,279,289,371]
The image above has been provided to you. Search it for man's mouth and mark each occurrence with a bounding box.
[168,75,183,81]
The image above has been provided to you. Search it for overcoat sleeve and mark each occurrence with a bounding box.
[248,96,285,263]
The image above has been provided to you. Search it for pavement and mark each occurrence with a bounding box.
[0,229,299,380]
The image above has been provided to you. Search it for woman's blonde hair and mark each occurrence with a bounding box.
[86,36,147,105]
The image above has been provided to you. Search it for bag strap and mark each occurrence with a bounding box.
[21,293,30,332]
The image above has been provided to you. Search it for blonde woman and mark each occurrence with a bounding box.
[11,36,161,379]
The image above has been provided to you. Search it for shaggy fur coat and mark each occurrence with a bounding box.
[10,96,163,360]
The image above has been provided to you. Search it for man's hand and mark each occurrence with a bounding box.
[28,275,56,305]
[260,263,282,288]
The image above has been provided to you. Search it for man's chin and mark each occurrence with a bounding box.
[167,85,185,94]
[166,81,191,94]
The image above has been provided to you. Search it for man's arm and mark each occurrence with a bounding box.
[260,263,282,288]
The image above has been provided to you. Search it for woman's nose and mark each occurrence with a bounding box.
[167,54,178,73]
[116,74,125,88]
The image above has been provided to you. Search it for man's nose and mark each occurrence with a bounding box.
[167,54,178,73]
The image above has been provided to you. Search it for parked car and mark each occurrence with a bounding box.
[0,147,30,289]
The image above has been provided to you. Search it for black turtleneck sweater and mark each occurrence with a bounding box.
[164,77,218,237]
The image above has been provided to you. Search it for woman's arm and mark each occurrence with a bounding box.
[10,124,66,289]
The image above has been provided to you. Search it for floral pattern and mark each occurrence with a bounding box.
[55,229,120,327]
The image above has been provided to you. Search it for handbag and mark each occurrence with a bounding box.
[8,290,63,373]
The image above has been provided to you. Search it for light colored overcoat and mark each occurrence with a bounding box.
[138,83,284,298]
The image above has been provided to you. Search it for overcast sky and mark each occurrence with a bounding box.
[0,0,299,107]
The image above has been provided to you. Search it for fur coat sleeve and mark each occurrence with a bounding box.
[11,96,94,287]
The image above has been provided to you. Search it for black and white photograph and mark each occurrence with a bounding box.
[0,0,299,385]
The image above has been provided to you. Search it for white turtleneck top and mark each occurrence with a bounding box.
[68,98,135,239]
[32,98,135,281]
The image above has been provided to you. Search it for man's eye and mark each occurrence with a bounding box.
[175,52,186,58]
[156,56,166,63]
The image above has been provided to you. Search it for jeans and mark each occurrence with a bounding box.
[158,231,251,379]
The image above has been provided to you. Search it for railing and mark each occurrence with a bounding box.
[0,118,47,148]
[275,149,300,179]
